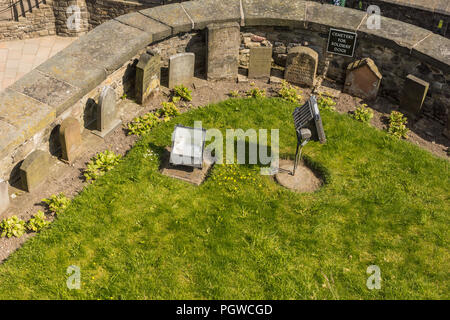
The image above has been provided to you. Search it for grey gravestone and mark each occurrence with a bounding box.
[19,150,51,192]
[285,46,318,88]
[168,53,195,88]
[400,75,429,115]
[206,22,240,81]
[248,47,273,79]
[136,51,161,104]
[0,179,9,216]
[93,86,122,138]
[60,117,82,164]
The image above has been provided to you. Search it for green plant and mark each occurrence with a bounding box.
[278,80,302,103]
[388,111,409,139]
[173,85,192,102]
[229,90,240,98]
[42,193,71,215]
[84,150,122,181]
[120,93,127,100]
[352,104,374,124]
[156,102,180,119]
[0,216,25,238]
[127,113,160,136]
[26,211,50,232]
[317,94,336,111]
[171,95,181,103]
[246,87,266,98]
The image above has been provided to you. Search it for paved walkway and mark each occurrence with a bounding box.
[0,36,77,91]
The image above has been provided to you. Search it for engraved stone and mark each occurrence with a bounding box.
[248,47,273,79]
[284,46,318,88]
[136,51,161,104]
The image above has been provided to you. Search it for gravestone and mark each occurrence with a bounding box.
[136,51,161,104]
[19,150,51,192]
[59,117,82,164]
[343,58,382,101]
[168,53,195,88]
[0,179,9,216]
[248,47,273,79]
[93,86,122,138]
[400,75,429,115]
[284,47,318,87]
[206,22,240,81]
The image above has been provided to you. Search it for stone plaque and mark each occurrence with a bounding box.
[94,86,122,138]
[168,52,195,88]
[206,22,240,81]
[327,28,357,57]
[400,75,429,115]
[284,46,318,88]
[19,150,51,192]
[136,51,161,104]
[0,179,9,216]
[59,117,82,164]
[343,58,382,101]
[248,47,273,79]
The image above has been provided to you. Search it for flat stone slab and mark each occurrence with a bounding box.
[242,0,307,27]
[140,3,192,35]
[275,159,321,193]
[160,147,214,186]
[183,0,241,30]
[412,33,450,74]
[306,1,366,32]
[114,12,171,43]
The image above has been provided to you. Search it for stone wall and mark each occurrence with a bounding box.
[0,1,56,41]
[0,0,449,190]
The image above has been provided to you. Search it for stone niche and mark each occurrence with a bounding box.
[343,58,382,101]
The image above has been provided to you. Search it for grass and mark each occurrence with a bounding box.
[0,97,448,299]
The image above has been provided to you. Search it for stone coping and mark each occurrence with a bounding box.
[0,0,449,174]
[377,0,449,15]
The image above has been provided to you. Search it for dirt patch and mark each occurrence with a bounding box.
[275,159,322,193]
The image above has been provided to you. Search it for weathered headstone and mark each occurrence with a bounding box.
[284,47,318,87]
[19,150,51,192]
[136,51,161,104]
[0,179,9,216]
[206,22,240,81]
[93,86,122,138]
[343,58,382,101]
[248,47,273,79]
[59,117,82,164]
[168,53,195,88]
[400,75,429,115]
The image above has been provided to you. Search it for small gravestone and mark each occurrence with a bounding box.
[206,22,240,81]
[59,117,82,164]
[0,179,9,215]
[168,53,195,88]
[19,150,51,192]
[93,86,122,138]
[400,75,429,115]
[248,47,273,79]
[136,51,161,104]
[343,58,382,101]
[284,47,318,87]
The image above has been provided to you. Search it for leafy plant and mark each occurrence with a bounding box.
[26,211,50,232]
[278,80,302,103]
[84,150,122,181]
[120,93,127,100]
[156,102,180,119]
[317,94,336,111]
[171,95,181,103]
[229,90,240,98]
[173,85,192,102]
[246,87,266,99]
[127,113,160,136]
[42,193,71,215]
[388,111,409,139]
[352,104,374,124]
[0,216,25,238]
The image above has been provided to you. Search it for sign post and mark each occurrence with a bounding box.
[327,28,357,57]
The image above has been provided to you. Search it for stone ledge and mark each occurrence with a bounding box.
[182,0,241,30]
[115,12,172,42]
[242,0,307,27]
[139,3,193,35]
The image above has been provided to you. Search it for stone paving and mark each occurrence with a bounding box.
[0,36,76,91]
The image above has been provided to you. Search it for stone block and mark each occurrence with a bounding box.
[59,117,82,164]
[284,46,318,88]
[135,51,161,104]
[93,86,122,138]
[400,75,429,115]
[19,150,51,192]
[248,47,273,79]
[242,0,307,27]
[168,53,195,89]
[206,22,240,81]
[182,0,241,30]
[0,179,9,216]
[343,58,382,101]
[114,12,171,42]
[140,3,192,35]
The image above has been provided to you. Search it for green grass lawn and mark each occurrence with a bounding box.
[0,97,448,299]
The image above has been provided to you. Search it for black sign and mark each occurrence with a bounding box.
[327,28,357,57]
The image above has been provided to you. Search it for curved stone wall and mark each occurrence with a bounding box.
[0,0,449,184]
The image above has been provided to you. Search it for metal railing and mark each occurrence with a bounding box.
[0,0,46,21]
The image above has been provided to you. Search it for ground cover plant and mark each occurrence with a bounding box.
[0,97,447,299]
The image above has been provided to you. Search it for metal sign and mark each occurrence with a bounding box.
[170,125,206,168]
[327,28,357,57]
